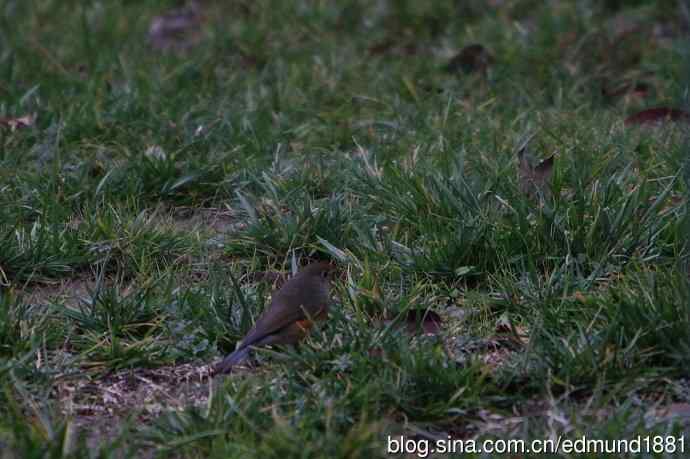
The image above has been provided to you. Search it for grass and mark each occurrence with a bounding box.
[1,0,689,457]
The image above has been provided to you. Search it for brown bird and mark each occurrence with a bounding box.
[213,261,335,375]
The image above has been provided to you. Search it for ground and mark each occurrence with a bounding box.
[0,0,689,458]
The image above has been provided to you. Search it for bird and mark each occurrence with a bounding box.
[213,261,336,375]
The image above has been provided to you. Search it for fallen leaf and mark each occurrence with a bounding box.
[0,114,36,131]
[624,107,690,126]
[444,44,493,74]
[518,146,554,201]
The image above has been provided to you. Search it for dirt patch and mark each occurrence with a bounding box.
[17,277,97,308]
[168,206,239,235]
[57,363,215,454]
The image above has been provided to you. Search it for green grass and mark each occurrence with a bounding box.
[1,0,689,457]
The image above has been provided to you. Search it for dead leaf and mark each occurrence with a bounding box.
[0,114,36,131]
[444,44,494,74]
[148,1,204,52]
[624,107,690,126]
[518,146,554,201]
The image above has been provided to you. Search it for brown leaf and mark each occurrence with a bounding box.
[444,44,494,74]
[0,114,35,131]
[624,107,690,126]
[518,147,554,201]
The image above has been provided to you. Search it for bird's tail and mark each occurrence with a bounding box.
[213,346,250,375]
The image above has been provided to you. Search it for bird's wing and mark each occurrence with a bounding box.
[238,281,317,349]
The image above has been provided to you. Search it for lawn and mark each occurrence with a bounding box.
[0,0,689,458]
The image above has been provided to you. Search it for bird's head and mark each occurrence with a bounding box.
[304,260,338,281]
